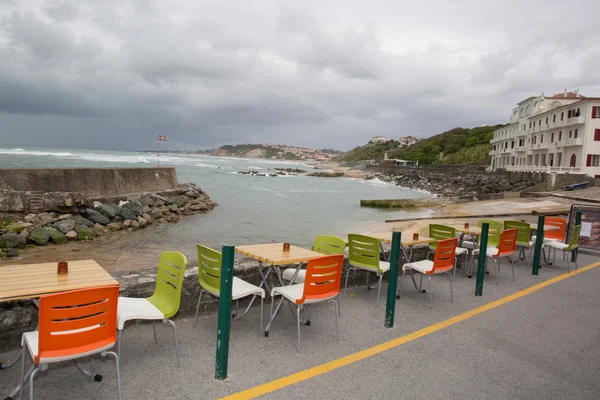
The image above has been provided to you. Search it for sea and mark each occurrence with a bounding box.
[0,147,431,267]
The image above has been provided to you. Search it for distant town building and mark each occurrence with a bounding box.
[489,89,600,177]
[369,135,390,143]
[397,136,421,147]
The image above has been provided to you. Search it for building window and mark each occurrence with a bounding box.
[530,122,532,128]
[574,129,578,138]
[546,117,549,124]
[594,107,600,119]
[551,132,554,142]
[595,129,600,141]
[576,108,580,117]
[568,110,572,118]
[541,134,544,143]
[561,112,564,121]
[587,155,600,167]
[569,130,572,138]
[570,154,576,167]
[511,141,514,149]
[539,119,541,126]
[559,131,562,141]
[553,115,556,122]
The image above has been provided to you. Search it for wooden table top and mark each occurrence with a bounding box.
[530,223,560,231]
[0,259,119,302]
[454,226,498,235]
[367,232,435,246]
[235,243,323,265]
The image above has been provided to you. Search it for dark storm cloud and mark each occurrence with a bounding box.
[0,0,599,151]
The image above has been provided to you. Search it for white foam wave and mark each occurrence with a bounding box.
[196,162,220,168]
[0,148,74,157]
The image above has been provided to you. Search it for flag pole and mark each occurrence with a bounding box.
[157,136,160,167]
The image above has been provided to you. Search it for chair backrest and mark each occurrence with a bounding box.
[428,224,456,248]
[430,238,457,274]
[312,235,346,255]
[544,217,567,241]
[477,220,502,247]
[347,234,382,273]
[147,251,188,319]
[37,286,119,364]
[298,254,344,305]
[566,225,582,250]
[503,221,531,246]
[197,245,222,294]
[494,228,518,258]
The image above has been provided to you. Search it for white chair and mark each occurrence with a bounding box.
[472,229,518,285]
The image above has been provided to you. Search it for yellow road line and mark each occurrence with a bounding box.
[221,260,600,400]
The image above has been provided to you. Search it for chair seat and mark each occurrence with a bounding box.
[472,246,500,257]
[231,277,265,300]
[282,268,306,283]
[22,331,115,364]
[117,297,164,330]
[403,259,434,274]
[348,261,390,274]
[271,283,337,304]
[531,236,560,243]
[455,247,468,256]
[543,241,570,250]
[461,241,477,249]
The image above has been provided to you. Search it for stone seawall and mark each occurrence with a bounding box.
[0,167,178,197]
[361,192,523,208]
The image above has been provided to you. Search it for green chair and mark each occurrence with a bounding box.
[542,225,582,272]
[465,220,502,276]
[428,224,468,276]
[504,221,534,261]
[345,234,390,302]
[282,235,346,283]
[117,251,188,367]
[193,245,265,333]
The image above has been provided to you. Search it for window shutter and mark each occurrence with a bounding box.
[595,129,600,141]
[568,110,572,118]
[593,106,598,119]
[587,155,592,167]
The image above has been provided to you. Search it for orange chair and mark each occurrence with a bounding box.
[473,228,518,285]
[543,217,567,241]
[19,286,121,400]
[397,238,457,308]
[269,254,344,351]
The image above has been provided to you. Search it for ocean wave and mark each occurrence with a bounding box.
[0,148,74,157]
[196,162,220,168]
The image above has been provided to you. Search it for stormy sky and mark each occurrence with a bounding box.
[1,0,599,151]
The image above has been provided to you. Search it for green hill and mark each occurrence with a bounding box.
[336,125,504,164]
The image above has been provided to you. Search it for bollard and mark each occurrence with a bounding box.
[571,211,582,262]
[385,231,401,328]
[215,245,234,380]
[475,223,489,296]
[532,215,545,275]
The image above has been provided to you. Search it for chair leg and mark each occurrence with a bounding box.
[259,296,264,335]
[165,319,180,368]
[396,268,407,299]
[103,351,122,400]
[193,289,204,328]
[427,276,432,309]
[152,322,158,344]
[296,305,302,352]
[566,250,571,273]
[448,272,453,302]
[268,296,275,337]
[334,299,339,341]
[19,345,26,400]
[511,258,515,281]
[376,275,383,303]
[343,267,352,294]
[337,293,341,316]
[29,366,41,400]
[495,259,499,285]
[117,330,122,359]
[306,305,311,325]
[90,357,95,382]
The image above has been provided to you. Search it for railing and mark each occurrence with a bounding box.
[563,137,584,146]
[504,165,582,173]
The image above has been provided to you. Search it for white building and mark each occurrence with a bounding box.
[489,90,600,178]
[397,136,421,147]
[370,135,390,143]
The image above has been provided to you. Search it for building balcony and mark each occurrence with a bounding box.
[563,137,584,146]
[515,146,526,152]
[533,142,549,150]
[505,165,583,173]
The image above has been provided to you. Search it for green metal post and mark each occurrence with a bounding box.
[532,215,545,276]
[215,245,234,380]
[385,231,401,328]
[571,211,582,262]
[475,222,489,296]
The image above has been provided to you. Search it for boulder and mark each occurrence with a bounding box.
[159,206,170,215]
[140,193,166,207]
[123,220,132,229]
[172,195,189,207]
[0,232,27,249]
[27,228,50,246]
[76,226,96,240]
[164,197,174,206]
[54,219,75,234]
[94,203,116,219]
[85,209,110,225]
[35,212,56,226]
[137,217,148,227]
[5,222,33,233]
[45,227,68,245]
[66,230,78,241]
[6,248,19,257]
[111,204,122,216]
[184,190,200,199]
[57,214,73,221]
[130,221,140,229]
[93,224,105,236]
[20,229,29,239]
[107,222,123,231]
[120,200,143,220]
[24,214,37,223]
[73,215,95,228]
[142,205,151,214]
[149,209,163,220]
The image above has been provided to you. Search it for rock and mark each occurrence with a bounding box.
[137,217,147,227]
[166,215,173,222]
[35,212,56,226]
[172,195,189,207]
[5,222,33,233]
[140,193,166,207]
[27,228,50,246]
[20,229,29,239]
[184,190,200,198]
[107,222,123,231]
[66,230,78,241]
[85,209,110,225]
[76,226,96,240]
[54,219,76,234]
[0,232,27,248]
[6,248,19,257]
[164,197,174,206]
[111,204,122,216]
[142,205,151,214]
[45,227,68,245]
[120,200,143,219]
[168,205,178,212]
[93,224,105,236]
[159,205,170,215]
[57,214,73,221]
[157,218,167,224]
[73,215,95,228]
[123,219,132,229]
[307,172,345,178]
[131,221,140,229]
[94,203,116,219]
[24,214,37,223]
[150,209,163,219]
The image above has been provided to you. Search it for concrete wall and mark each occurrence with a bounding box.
[361,192,522,209]
[0,167,178,197]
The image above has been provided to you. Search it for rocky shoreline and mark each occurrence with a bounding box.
[237,167,345,178]
[0,182,216,258]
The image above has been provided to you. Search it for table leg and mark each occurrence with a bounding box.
[265,263,308,335]
[401,245,426,293]
[234,261,272,319]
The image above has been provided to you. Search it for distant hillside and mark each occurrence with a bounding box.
[188,144,341,160]
[336,125,504,164]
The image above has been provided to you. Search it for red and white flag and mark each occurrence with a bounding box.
[158,135,167,141]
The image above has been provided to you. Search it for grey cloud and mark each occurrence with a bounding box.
[0,0,599,151]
